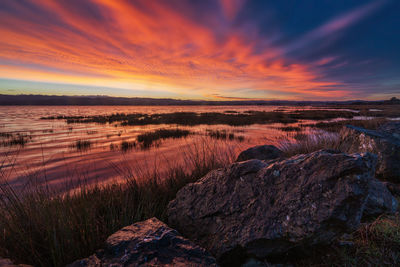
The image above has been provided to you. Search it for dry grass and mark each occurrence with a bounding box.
[295,213,400,266]
[0,140,234,267]
[277,130,352,157]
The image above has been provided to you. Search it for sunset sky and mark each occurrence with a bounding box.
[0,0,399,100]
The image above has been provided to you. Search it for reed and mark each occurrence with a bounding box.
[0,139,234,267]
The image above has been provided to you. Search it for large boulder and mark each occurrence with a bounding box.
[363,178,398,217]
[167,150,377,262]
[342,122,400,182]
[236,145,283,162]
[68,217,217,267]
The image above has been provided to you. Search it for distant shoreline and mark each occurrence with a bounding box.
[0,94,399,106]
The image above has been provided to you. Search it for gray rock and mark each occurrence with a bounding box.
[342,122,400,182]
[236,145,283,162]
[68,217,217,267]
[167,150,377,261]
[363,178,398,217]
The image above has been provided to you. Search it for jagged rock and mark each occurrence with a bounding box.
[236,145,283,162]
[342,122,400,182]
[384,181,400,197]
[0,257,32,267]
[167,150,377,262]
[363,178,398,217]
[68,217,217,267]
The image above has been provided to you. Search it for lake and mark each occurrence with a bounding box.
[0,105,359,191]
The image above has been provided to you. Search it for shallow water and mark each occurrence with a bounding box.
[0,105,330,190]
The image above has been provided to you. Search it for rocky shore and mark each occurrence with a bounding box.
[65,122,400,266]
[7,122,398,267]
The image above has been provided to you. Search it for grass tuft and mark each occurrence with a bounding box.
[136,128,191,148]
[73,140,91,151]
[0,140,234,267]
[295,214,400,266]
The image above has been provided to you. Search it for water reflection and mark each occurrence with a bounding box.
[0,105,338,190]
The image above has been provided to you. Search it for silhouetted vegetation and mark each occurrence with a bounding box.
[42,110,357,126]
[278,126,303,132]
[0,132,32,147]
[315,104,400,118]
[305,118,388,132]
[137,128,191,148]
[206,129,245,142]
[120,141,136,151]
[73,140,91,151]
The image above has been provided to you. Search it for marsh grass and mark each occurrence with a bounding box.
[277,126,303,132]
[136,128,191,148]
[277,130,351,157]
[206,129,245,142]
[320,104,400,118]
[73,140,91,151]
[306,118,388,133]
[295,213,400,266]
[0,132,32,147]
[0,139,234,267]
[279,117,391,157]
[120,140,136,151]
[41,110,356,126]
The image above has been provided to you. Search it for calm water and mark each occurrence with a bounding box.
[0,105,330,190]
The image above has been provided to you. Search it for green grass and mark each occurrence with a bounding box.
[0,140,234,267]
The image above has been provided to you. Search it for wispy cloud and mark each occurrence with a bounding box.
[0,0,396,100]
[219,0,247,20]
[285,0,388,54]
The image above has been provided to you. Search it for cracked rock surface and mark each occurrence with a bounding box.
[68,217,217,267]
[168,150,380,261]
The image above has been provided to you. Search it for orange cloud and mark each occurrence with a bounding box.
[0,0,345,99]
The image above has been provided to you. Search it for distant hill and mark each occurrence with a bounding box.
[0,94,398,106]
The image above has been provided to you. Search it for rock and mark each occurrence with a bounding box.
[236,145,283,162]
[167,150,377,262]
[0,257,32,267]
[363,178,398,217]
[342,122,400,182]
[241,258,292,267]
[68,217,217,267]
[384,181,400,197]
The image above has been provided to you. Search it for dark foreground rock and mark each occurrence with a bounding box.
[167,150,378,262]
[384,181,400,197]
[236,145,283,162]
[343,122,400,182]
[363,178,398,217]
[68,217,217,267]
[0,257,32,267]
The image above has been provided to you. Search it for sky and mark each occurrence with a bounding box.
[0,0,399,100]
